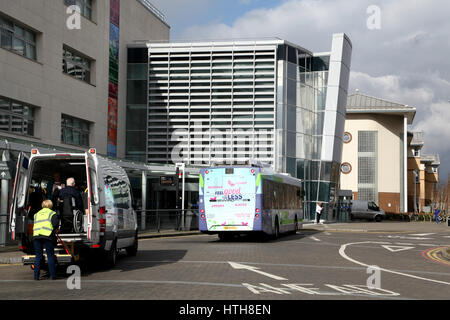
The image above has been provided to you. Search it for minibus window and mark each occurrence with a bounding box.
[89,168,99,204]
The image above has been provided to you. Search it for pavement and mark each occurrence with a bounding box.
[0,221,448,265]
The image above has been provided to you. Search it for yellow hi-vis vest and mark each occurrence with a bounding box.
[33,208,56,237]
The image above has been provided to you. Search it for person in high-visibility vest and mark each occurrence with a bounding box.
[33,200,59,280]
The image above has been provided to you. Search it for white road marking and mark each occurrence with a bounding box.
[382,235,433,240]
[395,243,414,246]
[339,241,450,286]
[228,262,288,281]
[382,245,415,253]
[310,236,321,242]
[409,233,435,236]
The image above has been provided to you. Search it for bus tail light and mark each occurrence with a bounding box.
[201,214,206,220]
[255,208,260,213]
[251,169,255,174]
[255,214,260,219]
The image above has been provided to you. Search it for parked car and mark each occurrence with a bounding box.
[350,200,385,222]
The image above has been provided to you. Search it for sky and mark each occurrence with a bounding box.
[150,0,450,183]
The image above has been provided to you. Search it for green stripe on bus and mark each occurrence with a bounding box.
[256,173,262,187]
[199,174,204,188]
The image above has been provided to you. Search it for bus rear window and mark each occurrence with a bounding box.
[225,168,234,174]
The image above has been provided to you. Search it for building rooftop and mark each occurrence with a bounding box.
[421,154,440,166]
[408,131,425,147]
[346,91,416,124]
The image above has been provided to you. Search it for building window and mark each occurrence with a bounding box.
[343,132,352,143]
[432,167,438,173]
[62,46,92,83]
[61,114,90,147]
[0,15,37,60]
[413,147,420,157]
[358,131,378,202]
[340,162,352,174]
[64,0,93,20]
[0,97,35,136]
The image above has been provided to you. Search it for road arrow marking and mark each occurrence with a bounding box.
[381,245,415,253]
[228,262,288,281]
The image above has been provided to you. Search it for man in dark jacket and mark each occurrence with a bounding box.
[59,177,84,211]
[33,200,59,280]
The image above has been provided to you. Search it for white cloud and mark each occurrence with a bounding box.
[169,0,450,179]
[349,71,435,109]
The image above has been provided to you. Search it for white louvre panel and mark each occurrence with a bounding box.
[358,131,378,202]
[147,43,278,165]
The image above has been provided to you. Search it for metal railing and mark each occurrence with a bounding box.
[135,209,198,233]
[138,0,166,22]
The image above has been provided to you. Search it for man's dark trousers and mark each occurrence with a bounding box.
[34,238,56,280]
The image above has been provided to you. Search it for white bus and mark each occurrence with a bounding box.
[198,165,303,240]
[9,148,138,268]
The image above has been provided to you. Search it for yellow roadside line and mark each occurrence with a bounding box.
[424,247,450,266]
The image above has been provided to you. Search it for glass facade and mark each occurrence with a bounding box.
[0,96,35,136]
[126,47,148,162]
[64,0,93,20]
[276,44,340,221]
[0,14,37,60]
[126,37,352,222]
[61,114,90,147]
[62,46,91,83]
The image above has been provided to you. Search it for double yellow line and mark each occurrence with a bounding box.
[422,246,450,266]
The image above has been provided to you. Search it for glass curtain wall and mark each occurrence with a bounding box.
[126,48,148,162]
[278,44,339,222]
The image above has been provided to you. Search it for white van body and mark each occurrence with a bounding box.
[9,148,138,266]
[350,200,385,222]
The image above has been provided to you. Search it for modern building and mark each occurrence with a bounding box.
[0,0,170,245]
[340,91,416,214]
[126,33,353,221]
[0,0,169,158]
[341,91,440,215]
[407,131,440,213]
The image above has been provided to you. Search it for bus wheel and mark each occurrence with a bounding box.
[218,233,230,241]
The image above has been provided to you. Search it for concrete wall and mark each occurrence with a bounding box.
[0,0,110,153]
[340,113,404,211]
[0,0,169,157]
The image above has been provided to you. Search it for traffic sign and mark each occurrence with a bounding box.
[0,161,11,180]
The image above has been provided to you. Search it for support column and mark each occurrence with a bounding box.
[141,170,147,231]
[403,116,408,213]
[1,150,10,246]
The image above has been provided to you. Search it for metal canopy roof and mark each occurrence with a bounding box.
[347,91,416,124]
